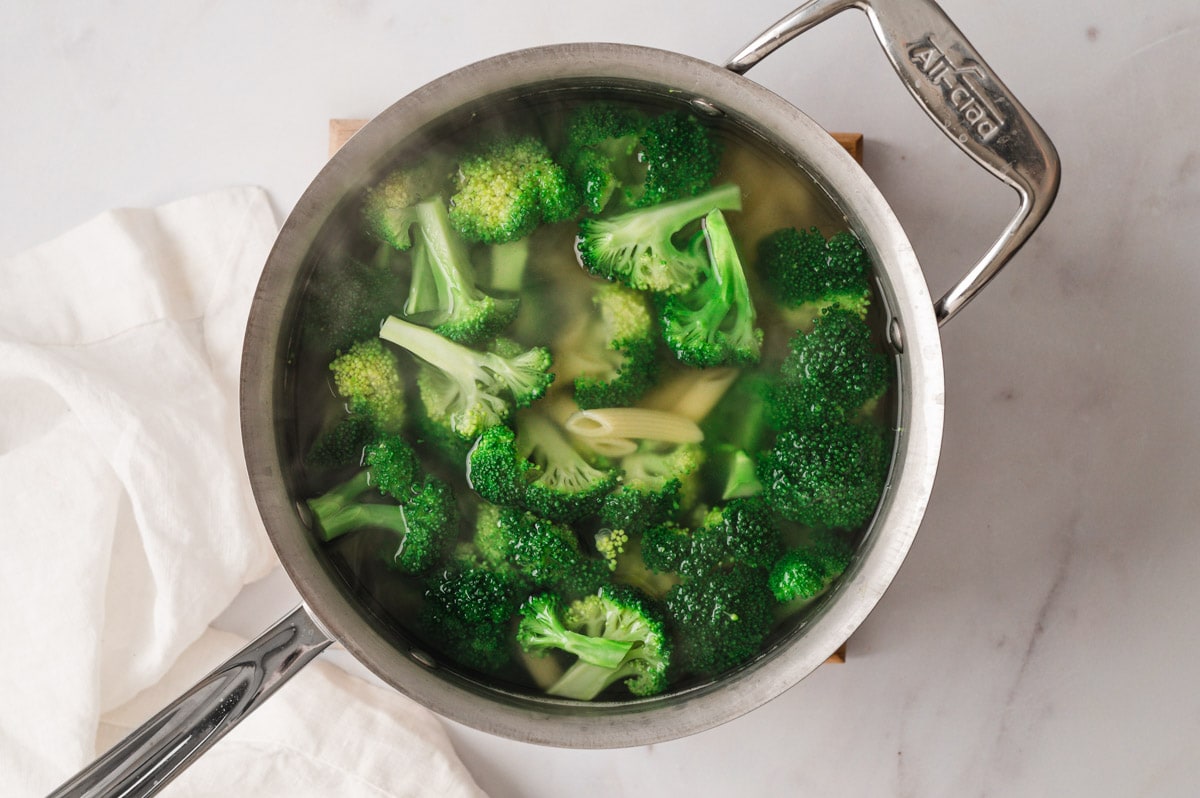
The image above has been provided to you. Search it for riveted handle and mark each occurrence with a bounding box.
[726,0,1060,325]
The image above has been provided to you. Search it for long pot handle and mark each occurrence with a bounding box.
[725,0,1060,326]
[47,606,333,798]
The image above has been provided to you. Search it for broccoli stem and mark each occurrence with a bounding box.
[405,200,477,322]
[522,598,635,669]
[310,498,410,542]
[381,315,482,384]
[547,659,631,701]
[306,470,374,537]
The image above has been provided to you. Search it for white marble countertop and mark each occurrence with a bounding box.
[6,1,1198,795]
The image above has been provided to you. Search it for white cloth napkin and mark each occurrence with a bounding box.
[0,188,485,797]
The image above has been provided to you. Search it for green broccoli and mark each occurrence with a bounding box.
[575,183,742,294]
[560,102,646,214]
[449,136,578,244]
[641,496,780,578]
[362,160,452,251]
[363,162,519,343]
[597,442,704,536]
[701,372,771,500]
[659,209,763,368]
[421,563,521,672]
[523,586,672,700]
[328,338,407,432]
[664,563,774,676]
[305,435,456,575]
[474,504,609,598]
[402,198,520,344]
[769,530,855,604]
[517,593,636,670]
[766,306,891,431]
[758,420,889,529]
[303,251,402,356]
[467,413,618,523]
[558,282,658,410]
[379,315,553,442]
[561,105,722,213]
[756,227,873,324]
[307,339,408,467]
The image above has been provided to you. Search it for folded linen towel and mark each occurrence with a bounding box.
[0,188,485,797]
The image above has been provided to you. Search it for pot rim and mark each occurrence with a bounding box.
[241,41,944,748]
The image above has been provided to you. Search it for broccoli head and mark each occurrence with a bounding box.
[379,315,553,442]
[467,413,618,523]
[561,104,721,213]
[758,420,890,529]
[559,282,658,410]
[327,338,407,433]
[449,136,578,244]
[362,160,452,250]
[767,306,891,431]
[664,563,774,676]
[535,586,672,700]
[303,252,403,356]
[401,198,519,344]
[305,436,455,575]
[517,592,636,670]
[421,563,521,672]
[756,226,873,321]
[598,442,704,536]
[474,504,608,598]
[560,102,645,214]
[641,496,780,578]
[769,530,855,604]
[658,209,763,368]
[575,183,742,294]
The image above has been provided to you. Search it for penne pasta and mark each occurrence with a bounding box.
[564,408,704,444]
[639,367,739,422]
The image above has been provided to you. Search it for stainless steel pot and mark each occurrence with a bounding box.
[52,1,1058,794]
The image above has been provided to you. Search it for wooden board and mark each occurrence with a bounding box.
[327,118,859,666]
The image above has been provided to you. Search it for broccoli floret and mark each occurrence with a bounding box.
[307,409,379,469]
[756,227,872,322]
[560,283,658,409]
[362,161,452,250]
[379,315,553,442]
[635,111,724,209]
[449,136,578,244]
[664,563,774,676]
[769,531,855,604]
[421,563,521,672]
[303,252,402,356]
[536,586,672,700]
[641,496,780,578]
[758,420,889,529]
[659,209,762,368]
[327,338,407,433]
[517,593,636,670]
[767,306,891,431]
[598,442,704,536]
[474,504,608,597]
[561,105,721,213]
[305,436,455,574]
[575,183,742,294]
[467,413,618,523]
[560,103,646,214]
[400,198,519,344]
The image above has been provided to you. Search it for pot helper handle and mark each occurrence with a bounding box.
[725,0,1060,326]
[46,606,333,798]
